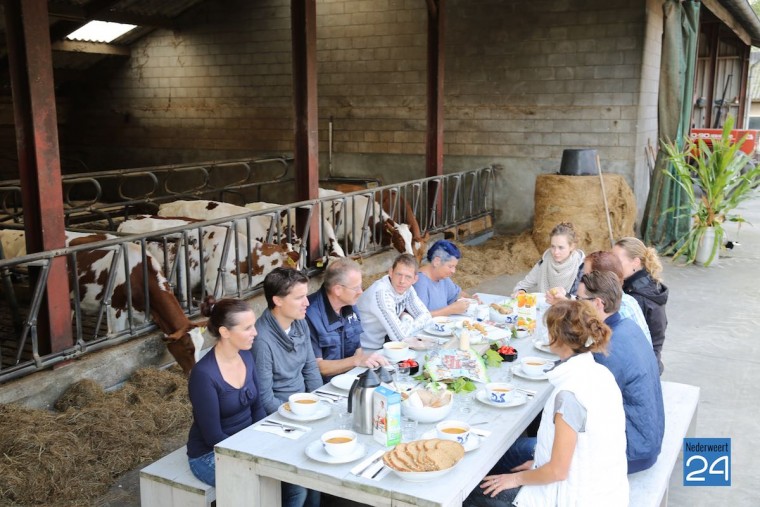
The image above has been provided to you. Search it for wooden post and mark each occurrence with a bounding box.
[425,0,445,225]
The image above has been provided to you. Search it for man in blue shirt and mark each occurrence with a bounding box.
[306,258,388,382]
[578,270,665,474]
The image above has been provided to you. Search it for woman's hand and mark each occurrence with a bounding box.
[545,287,567,305]
[451,298,471,315]
[511,289,526,298]
[480,473,521,497]
[511,460,534,472]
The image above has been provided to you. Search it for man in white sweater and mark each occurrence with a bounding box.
[357,253,432,350]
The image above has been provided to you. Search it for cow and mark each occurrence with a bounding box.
[117,215,300,296]
[157,200,286,244]
[0,229,205,374]
[317,187,427,261]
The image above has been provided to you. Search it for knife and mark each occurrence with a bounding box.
[259,420,304,431]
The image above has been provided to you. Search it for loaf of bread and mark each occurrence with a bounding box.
[383,438,465,472]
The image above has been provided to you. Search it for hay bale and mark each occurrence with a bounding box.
[532,174,636,254]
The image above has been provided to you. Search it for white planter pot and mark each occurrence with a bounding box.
[695,227,718,266]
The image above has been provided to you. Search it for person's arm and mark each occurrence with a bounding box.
[512,261,542,295]
[250,340,279,415]
[316,348,389,377]
[370,289,416,341]
[301,323,325,392]
[480,413,578,496]
[430,299,470,317]
[248,356,267,423]
[188,367,229,446]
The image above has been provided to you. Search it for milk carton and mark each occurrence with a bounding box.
[372,385,401,447]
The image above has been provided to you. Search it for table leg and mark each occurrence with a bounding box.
[216,453,281,506]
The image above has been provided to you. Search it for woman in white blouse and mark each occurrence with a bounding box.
[466,300,628,507]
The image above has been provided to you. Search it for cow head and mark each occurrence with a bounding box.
[383,219,414,257]
[163,325,206,374]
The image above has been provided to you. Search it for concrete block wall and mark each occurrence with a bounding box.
[55,0,660,230]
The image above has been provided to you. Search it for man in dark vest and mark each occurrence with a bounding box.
[306,258,388,382]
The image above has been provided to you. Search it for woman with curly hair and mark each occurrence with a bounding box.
[465,300,628,506]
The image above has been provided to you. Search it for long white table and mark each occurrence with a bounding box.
[215,295,556,507]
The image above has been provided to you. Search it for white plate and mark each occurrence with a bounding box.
[532,339,558,357]
[305,440,367,464]
[475,389,528,408]
[330,373,359,391]
[278,400,332,421]
[420,429,481,452]
[511,364,549,381]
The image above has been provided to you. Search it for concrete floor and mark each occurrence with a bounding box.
[95,198,760,506]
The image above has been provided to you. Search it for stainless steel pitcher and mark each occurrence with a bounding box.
[347,368,381,434]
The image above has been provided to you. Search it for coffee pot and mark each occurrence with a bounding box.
[348,368,381,434]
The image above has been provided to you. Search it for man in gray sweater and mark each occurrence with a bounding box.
[252,267,322,507]
[253,267,323,415]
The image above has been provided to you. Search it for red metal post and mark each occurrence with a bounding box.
[4,0,73,354]
[425,0,445,223]
[291,0,320,265]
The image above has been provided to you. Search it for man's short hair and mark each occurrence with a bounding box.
[263,267,309,309]
[392,253,418,271]
[581,270,622,314]
[323,258,362,291]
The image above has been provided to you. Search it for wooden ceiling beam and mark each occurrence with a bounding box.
[51,40,130,56]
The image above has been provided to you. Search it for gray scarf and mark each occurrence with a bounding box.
[538,249,585,293]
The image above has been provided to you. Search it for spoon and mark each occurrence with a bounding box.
[260,421,298,433]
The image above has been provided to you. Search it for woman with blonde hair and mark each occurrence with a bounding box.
[465,300,628,506]
[513,222,585,296]
[612,237,668,374]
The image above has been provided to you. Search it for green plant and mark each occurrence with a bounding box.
[661,116,760,265]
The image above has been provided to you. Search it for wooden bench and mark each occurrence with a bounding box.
[628,381,700,507]
[140,446,215,507]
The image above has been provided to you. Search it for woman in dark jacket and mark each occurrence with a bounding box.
[613,237,668,374]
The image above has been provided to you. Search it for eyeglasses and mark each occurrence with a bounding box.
[339,284,363,293]
[578,296,597,301]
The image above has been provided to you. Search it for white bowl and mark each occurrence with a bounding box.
[485,382,517,405]
[426,317,455,336]
[436,420,471,445]
[521,357,550,377]
[515,327,530,339]
[383,341,412,362]
[401,391,453,423]
[288,393,320,416]
[488,300,517,324]
[389,463,458,482]
[321,429,357,457]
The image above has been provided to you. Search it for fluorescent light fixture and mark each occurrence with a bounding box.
[66,21,137,43]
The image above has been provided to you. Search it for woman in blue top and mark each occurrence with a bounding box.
[187,296,264,487]
[413,240,478,317]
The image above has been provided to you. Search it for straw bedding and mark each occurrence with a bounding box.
[0,367,191,506]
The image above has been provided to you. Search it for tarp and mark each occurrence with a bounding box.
[642,0,700,250]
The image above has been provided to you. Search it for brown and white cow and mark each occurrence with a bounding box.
[157,200,285,244]
[318,187,427,261]
[0,229,205,374]
[117,215,300,296]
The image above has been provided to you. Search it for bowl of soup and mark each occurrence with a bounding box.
[383,341,412,362]
[288,393,321,416]
[435,420,471,445]
[321,429,358,457]
[485,382,516,405]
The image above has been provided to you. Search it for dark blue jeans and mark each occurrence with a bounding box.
[282,482,320,507]
[463,437,536,507]
[188,451,216,486]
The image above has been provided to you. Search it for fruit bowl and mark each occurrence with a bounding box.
[397,359,419,376]
[401,389,454,423]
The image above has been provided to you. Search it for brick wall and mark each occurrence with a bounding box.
[51,0,660,229]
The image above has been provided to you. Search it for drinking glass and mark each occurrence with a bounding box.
[336,411,353,430]
[401,417,418,442]
[458,391,475,414]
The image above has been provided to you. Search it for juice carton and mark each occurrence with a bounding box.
[372,385,401,447]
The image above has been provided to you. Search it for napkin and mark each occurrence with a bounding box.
[253,420,310,440]
[351,449,389,480]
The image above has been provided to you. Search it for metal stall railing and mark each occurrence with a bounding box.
[0,165,495,383]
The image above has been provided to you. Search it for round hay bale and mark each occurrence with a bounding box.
[54,378,106,411]
[532,174,636,254]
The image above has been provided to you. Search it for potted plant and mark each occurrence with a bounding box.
[661,115,760,265]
